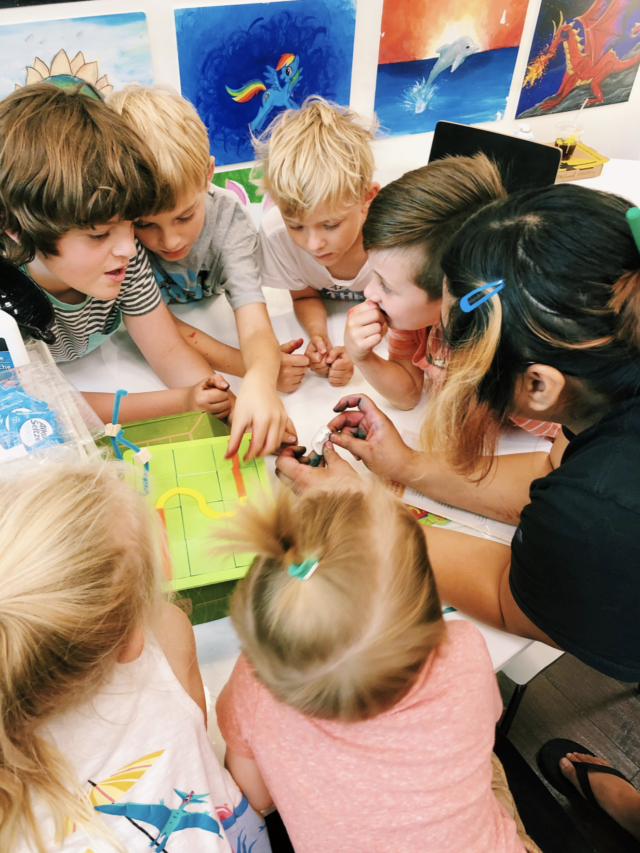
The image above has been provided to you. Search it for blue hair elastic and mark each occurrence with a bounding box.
[287,558,319,581]
[460,279,505,313]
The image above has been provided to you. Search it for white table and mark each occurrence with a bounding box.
[59,157,640,714]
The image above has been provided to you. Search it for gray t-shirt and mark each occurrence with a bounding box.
[146,186,265,311]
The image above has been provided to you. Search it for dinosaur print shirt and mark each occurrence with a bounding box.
[146,187,266,310]
[19,638,270,853]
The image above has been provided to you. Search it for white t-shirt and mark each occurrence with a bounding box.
[21,639,270,853]
[258,206,372,298]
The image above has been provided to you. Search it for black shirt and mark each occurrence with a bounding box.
[510,396,640,681]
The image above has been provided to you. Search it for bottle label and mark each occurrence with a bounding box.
[0,338,14,371]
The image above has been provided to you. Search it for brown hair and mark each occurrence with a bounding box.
[227,482,444,723]
[362,154,507,300]
[0,83,161,265]
[252,96,376,218]
[422,184,640,476]
[0,461,164,852]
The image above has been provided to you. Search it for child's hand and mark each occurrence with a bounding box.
[278,339,310,393]
[227,375,290,460]
[186,374,233,420]
[326,347,354,387]
[344,300,386,362]
[305,335,332,375]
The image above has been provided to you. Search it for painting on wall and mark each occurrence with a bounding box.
[517,0,640,117]
[212,165,275,229]
[374,0,528,136]
[0,12,153,101]
[175,0,357,167]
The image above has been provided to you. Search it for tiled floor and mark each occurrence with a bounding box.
[498,655,640,852]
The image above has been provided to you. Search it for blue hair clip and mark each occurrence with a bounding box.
[460,279,505,313]
[287,558,319,581]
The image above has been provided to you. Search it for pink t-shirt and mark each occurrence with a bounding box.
[388,326,560,440]
[216,621,525,853]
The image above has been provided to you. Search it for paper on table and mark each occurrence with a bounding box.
[394,428,540,544]
[392,480,516,543]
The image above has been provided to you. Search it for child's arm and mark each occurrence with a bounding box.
[225,750,274,812]
[291,287,354,386]
[81,302,234,423]
[344,301,423,409]
[174,316,309,394]
[229,302,289,459]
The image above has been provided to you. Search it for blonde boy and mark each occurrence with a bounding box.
[255,97,379,387]
[109,85,295,455]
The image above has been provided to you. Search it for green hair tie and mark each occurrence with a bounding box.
[287,558,319,581]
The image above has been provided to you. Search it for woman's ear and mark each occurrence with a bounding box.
[519,364,566,414]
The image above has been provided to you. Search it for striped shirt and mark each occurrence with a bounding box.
[38,240,162,362]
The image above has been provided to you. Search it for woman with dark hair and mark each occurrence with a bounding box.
[278,182,640,837]
[279,182,640,674]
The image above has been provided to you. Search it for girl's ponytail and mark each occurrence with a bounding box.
[610,269,640,349]
[227,483,444,722]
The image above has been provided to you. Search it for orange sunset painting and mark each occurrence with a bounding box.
[374,0,528,134]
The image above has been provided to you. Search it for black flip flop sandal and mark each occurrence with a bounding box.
[537,738,632,809]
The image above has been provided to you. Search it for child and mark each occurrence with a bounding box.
[255,97,380,387]
[1,461,271,853]
[216,473,540,853]
[0,83,288,457]
[344,155,559,438]
[110,85,308,401]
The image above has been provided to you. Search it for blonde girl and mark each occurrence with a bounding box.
[217,464,539,853]
[0,462,269,853]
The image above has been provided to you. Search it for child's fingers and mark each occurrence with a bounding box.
[280,338,304,355]
[284,416,298,443]
[283,353,310,368]
[205,373,230,391]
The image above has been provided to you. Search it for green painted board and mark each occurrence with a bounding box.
[123,434,270,592]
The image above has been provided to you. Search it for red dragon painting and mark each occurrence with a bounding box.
[518,0,640,115]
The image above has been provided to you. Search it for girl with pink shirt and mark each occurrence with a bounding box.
[217,473,540,853]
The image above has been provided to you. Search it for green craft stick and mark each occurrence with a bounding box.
[627,207,640,254]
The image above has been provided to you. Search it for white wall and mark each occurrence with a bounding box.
[1,0,638,184]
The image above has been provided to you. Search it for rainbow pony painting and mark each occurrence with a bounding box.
[175,0,357,166]
[226,53,302,131]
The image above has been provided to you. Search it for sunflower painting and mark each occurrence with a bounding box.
[0,11,153,100]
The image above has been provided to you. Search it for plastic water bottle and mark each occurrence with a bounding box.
[0,309,29,371]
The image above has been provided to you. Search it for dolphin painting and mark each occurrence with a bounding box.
[402,35,481,114]
[426,36,480,89]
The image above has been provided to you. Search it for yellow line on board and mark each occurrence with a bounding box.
[155,487,245,518]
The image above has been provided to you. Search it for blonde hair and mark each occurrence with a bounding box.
[227,482,444,722]
[0,83,160,265]
[0,462,164,852]
[109,84,210,210]
[252,96,376,218]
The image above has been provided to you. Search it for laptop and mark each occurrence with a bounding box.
[428,121,561,192]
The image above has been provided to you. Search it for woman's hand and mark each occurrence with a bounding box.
[275,442,360,493]
[186,374,233,420]
[327,394,416,483]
